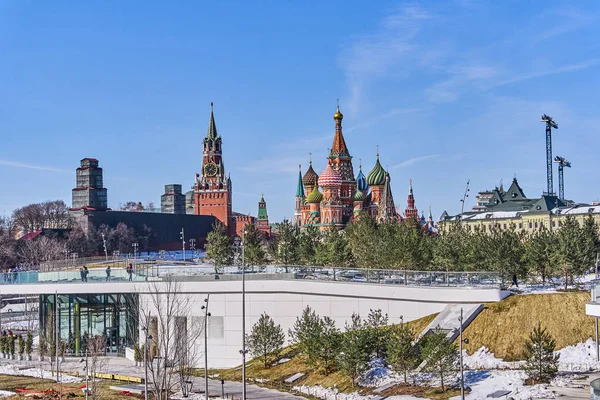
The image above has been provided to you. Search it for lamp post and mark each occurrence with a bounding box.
[142,315,152,400]
[133,243,139,263]
[241,229,247,400]
[180,229,186,262]
[458,308,469,400]
[201,295,211,399]
[189,239,196,263]
[101,233,108,262]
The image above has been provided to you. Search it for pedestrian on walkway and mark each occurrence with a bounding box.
[79,267,85,282]
[127,263,133,281]
[106,265,111,282]
[83,266,89,282]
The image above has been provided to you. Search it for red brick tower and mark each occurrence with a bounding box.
[328,104,356,224]
[405,179,419,220]
[194,103,233,233]
[256,195,271,237]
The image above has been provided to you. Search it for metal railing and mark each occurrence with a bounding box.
[0,265,503,288]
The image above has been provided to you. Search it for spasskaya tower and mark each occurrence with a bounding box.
[194,103,234,233]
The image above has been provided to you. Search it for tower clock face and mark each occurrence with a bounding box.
[204,162,218,177]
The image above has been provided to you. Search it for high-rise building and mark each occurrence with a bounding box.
[71,158,108,211]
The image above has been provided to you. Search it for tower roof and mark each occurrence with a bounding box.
[306,185,323,203]
[257,195,268,220]
[367,154,386,186]
[296,165,305,197]
[302,161,319,187]
[330,105,350,158]
[356,164,369,191]
[206,102,218,141]
[318,162,342,187]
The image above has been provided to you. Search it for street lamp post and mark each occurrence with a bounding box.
[202,296,211,400]
[458,308,469,400]
[101,233,108,262]
[190,239,196,263]
[142,315,152,400]
[241,229,247,400]
[180,229,186,262]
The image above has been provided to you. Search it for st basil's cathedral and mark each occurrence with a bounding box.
[294,105,435,231]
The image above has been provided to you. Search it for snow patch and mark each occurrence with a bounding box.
[293,385,378,399]
[556,338,600,371]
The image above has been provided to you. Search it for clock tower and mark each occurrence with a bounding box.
[194,103,233,232]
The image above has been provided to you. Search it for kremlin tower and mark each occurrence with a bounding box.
[405,180,419,219]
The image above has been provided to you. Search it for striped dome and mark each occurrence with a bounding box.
[367,156,386,186]
[306,186,323,203]
[302,164,319,187]
[356,167,369,191]
[352,189,365,202]
[318,163,342,187]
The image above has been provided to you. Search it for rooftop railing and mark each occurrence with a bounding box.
[0,265,504,289]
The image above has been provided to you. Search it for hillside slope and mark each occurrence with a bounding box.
[462,291,593,361]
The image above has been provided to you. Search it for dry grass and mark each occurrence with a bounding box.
[0,374,143,399]
[462,291,593,361]
[210,313,442,395]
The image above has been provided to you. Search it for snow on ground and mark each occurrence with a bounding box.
[2,319,38,331]
[463,347,516,370]
[293,385,379,399]
[556,338,600,371]
[0,391,14,398]
[387,397,429,400]
[514,273,595,295]
[450,370,558,400]
[0,364,81,383]
[360,357,397,387]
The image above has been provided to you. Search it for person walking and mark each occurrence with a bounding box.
[79,267,85,282]
[511,273,519,288]
[83,266,89,282]
[105,265,111,282]
[127,263,133,281]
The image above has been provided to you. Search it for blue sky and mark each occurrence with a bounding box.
[1,1,600,221]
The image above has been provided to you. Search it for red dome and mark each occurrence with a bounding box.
[318,163,342,187]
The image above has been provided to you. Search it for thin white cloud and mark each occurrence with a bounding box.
[0,160,68,173]
[391,154,439,169]
[486,58,600,90]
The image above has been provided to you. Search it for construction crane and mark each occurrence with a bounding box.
[554,156,571,202]
[541,114,558,195]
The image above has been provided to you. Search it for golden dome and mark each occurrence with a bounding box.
[333,106,343,121]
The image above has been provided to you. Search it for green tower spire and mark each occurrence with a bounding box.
[296,164,305,197]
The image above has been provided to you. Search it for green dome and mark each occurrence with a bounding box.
[306,186,323,203]
[366,156,386,186]
[352,189,365,202]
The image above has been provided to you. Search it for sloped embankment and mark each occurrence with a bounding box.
[462,291,593,361]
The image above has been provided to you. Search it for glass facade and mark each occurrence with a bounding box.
[39,293,138,356]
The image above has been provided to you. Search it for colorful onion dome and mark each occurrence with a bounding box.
[366,155,386,186]
[333,105,343,121]
[306,186,323,203]
[302,163,319,187]
[352,189,365,202]
[356,166,369,191]
[318,163,342,187]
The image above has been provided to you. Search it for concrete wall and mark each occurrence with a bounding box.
[5,279,508,368]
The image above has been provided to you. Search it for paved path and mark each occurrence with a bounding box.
[191,376,305,399]
[55,356,305,399]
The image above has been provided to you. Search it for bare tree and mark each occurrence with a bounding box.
[12,200,72,234]
[18,236,67,267]
[85,334,108,398]
[137,278,204,399]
